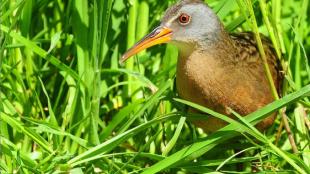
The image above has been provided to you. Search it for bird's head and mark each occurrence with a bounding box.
[121,0,223,62]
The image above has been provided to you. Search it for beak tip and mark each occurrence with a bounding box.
[119,58,124,65]
[119,55,128,65]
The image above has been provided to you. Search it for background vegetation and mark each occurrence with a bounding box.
[0,0,309,173]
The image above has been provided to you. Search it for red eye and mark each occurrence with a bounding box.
[178,13,191,25]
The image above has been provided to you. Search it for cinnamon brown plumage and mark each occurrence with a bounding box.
[176,31,282,133]
[121,0,283,133]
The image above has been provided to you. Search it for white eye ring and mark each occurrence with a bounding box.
[178,13,191,25]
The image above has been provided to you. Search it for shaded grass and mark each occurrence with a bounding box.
[0,0,309,173]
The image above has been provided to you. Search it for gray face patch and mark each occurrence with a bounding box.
[161,2,223,46]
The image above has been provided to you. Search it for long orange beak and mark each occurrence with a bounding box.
[120,26,172,63]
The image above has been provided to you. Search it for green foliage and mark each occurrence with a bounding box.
[0,0,309,173]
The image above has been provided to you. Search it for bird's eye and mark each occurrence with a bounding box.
[178,13,191,25]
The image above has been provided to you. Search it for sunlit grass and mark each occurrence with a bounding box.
[0,0,309,173]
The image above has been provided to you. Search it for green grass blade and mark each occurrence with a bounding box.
[67,114,180,167]
[142,84,310,174]
[0,25,80,81]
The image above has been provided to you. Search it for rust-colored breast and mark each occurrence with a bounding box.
[176,32,282,133]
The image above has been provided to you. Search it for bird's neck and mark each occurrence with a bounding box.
[175,32,237,110]
[174,42,196,58]
[177,30,235,61]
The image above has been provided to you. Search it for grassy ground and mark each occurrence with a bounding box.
[0,0,309,173]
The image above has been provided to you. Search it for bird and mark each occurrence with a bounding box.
[121,0,282,133]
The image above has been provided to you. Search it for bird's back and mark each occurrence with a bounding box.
[230,32,283,94]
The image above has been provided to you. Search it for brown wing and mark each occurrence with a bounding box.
[230,32,283,96]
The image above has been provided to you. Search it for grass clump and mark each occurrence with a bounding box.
[0,0,309,173]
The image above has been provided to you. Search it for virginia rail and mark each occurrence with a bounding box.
[121,0,282,133]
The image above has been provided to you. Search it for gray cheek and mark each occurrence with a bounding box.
[169,22,197,42]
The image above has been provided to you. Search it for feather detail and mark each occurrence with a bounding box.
[230,32,283,95]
